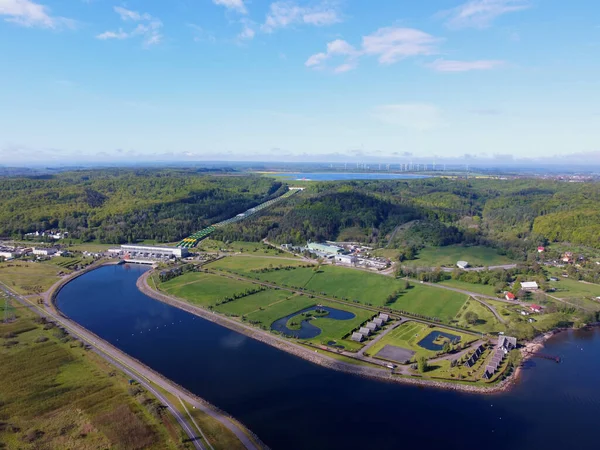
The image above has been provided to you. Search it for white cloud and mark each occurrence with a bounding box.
[262,1,341,33]
[0,0,74,29]
[238,23,255,40]
[427,58,505,72]
[444,0,532,29]
[372,103,443,132]
[97,6,162,46]
[213,0,247,14]
[306,27,440,72]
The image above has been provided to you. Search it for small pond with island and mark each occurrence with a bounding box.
[270,305,355,339]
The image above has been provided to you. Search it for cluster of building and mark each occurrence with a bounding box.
[24,230,69,240]
[351,313,390,342]
[301,242,390,270]
[482,335,517,380]
[108,244,189,261]
[0,245,65,260]
[464,343,485,368]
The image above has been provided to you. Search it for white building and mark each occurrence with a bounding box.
[32,248,57,256]
[335,254,357,265]
[521,281,539,290]
[121,245,189,259]
[457,261,469,269]
[351,332,364,342]
[0,250,15,260]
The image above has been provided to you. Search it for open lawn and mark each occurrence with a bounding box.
[439,279,499,296]
[304,301,374,344]
[159,272,257,307]
[249,265,468,321]
[214,289,292,316]
[367,321,477,361]
[454,299,504,333]
[548,277,600,299]
[246,295,316,327]
[208,256,309,276]
[0,261,64,294]
[0,312,182,450]
[405,245,516,268]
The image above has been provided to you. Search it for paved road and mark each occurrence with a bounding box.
[440,264,518,272]
[1,280,262,450]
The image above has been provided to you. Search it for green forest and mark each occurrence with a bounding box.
[0,169,286,244]
[1,170,600,251]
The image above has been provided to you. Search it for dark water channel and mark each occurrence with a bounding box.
[417,331,461,351]
[271,306,355,339]
[57,265,600,450]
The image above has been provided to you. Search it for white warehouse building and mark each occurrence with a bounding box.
[121,245,189,259]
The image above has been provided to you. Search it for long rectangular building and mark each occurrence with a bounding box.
[121,245,189,259]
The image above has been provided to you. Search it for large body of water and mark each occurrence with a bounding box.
[274,172,429,181]
[57,264,600,450]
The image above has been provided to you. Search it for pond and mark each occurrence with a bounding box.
[270,305,355,339]
[417,331,461,351]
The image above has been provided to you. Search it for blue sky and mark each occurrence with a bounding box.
[0,0,599,165]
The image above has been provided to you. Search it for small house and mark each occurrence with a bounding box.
[378,313,390,322]
[351,332,364,342]
[505,292,516,301]
[530,304,542,313]
[373,318,384,327]
[457,261,469,269]
[537,246,545,253]
[359,327,371,336]
[365,322,378,331]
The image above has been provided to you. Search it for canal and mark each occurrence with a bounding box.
[57,264,599,450]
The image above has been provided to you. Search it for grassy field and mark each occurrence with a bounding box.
[454,299,505,333]
[405,245,515,268]
[208,256,310,276]
[244,265,468,321]
[0,261,64,294]
[548,277,600,299]
[304,302,374,345]
[245,295,316,328]
[367,321,477,361]
[214,289,292,316]
[159,272,257,307]
[0,311,184,449]
[439,279,499,296]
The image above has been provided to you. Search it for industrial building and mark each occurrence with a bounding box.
[32,248,57,256]
[119,245,189,259]
[306,242,343,255]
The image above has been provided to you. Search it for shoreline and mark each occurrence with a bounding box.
[46,261,268,450]
[137,269,518,395]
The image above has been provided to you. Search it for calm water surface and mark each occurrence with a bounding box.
[57,265,599,450]
[275,172,430,181]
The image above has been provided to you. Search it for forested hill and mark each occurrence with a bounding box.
[214,177,600,251]
[0,169,286,244]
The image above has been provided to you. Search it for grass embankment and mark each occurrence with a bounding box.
[0,310,186,449]
[454,299,504,334]
[197,239,293,257]
[0,261,64,295]
[438,279,499,296]
[367,321,477,361]
[404,245,515,268]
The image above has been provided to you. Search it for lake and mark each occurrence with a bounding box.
[273,172,430,181]
[57,264,600,450]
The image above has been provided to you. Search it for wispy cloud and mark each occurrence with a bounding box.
[0,0,75,29]
[262,1,341,33]
[427,58,505,72]
[306,27,441,72]
[213,0,247,14]
[372,103,444,131]
[188,24,216,43]
[443,0,532,29]
[238,21,255,40]
[96,6,162,46]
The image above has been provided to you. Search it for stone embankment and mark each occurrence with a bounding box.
[138,271,515,394]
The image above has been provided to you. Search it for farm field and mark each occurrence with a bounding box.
[439,279,499,296]
[0,261,64,294]
[159,272,257,307]
[405,245,516,268]
[214,289,292,316]
[43,256,94,271]
[0,312,182,449]
[367,321,477,361]
[251,266,318,288]
[208,255,309,276]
